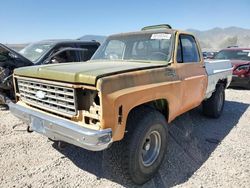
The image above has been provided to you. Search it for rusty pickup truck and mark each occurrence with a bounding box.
[9,24,232,184]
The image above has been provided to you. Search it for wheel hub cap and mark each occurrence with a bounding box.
[141,130,162,167]
[144,142,151,151]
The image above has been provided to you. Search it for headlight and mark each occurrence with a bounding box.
[76,89,101,126]
[236,64,250,72]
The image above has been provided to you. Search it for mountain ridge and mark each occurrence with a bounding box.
[5,27,250,51]
[186,27,250,51]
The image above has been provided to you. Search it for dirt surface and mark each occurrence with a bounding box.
[0,88,249,188]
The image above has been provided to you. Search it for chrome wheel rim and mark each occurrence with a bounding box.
[141,130,161,167]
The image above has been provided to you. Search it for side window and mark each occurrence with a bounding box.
[79,45,98,61]
[51,50,78,64]
[177,39,183,63]
[50,44,78,64]
[177,35,200,63]
[61,50,78,62]
[53,44,73,54]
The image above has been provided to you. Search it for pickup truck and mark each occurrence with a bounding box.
[0,40,100,104]
[9,24,232,184]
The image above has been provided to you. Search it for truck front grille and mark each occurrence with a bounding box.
[17,78,77,117]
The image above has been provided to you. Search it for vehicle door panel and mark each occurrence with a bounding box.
[175,34,207,112]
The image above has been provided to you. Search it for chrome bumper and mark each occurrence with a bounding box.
[9,102,112,151]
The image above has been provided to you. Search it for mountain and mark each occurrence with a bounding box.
[5,27,250,52]
[78,35,106,44]
[186,27,250,51]
[5,43,28,51]
[79,28,250,51]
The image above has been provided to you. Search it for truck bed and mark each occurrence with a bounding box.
[205,60,233,99]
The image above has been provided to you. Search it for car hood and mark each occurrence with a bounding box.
[0,43,33,67]
[14,60,164,85]
[230,60,250,67]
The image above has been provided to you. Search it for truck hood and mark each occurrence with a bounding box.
[14,61,164,85]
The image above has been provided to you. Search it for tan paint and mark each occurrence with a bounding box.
[97,31,208,141]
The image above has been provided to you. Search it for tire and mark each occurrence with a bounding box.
[245,82,250,90]
[202,84,225,118]
[122,106,168,185]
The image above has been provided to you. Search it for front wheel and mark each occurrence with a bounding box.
[122,107,168,184]
[202,84,225,118]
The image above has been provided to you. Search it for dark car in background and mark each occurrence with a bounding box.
[214,47,250,89]
[0,40,100,104]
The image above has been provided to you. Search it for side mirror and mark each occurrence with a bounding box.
[43,59,51,64]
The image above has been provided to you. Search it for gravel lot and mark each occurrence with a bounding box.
[0,88,249,188]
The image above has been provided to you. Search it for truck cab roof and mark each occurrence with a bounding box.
[31,39,100,46]
[108,24,192,38]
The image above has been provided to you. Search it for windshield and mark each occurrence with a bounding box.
[92,32,173,63]
[214,49,250,61]
[19,42,54,62]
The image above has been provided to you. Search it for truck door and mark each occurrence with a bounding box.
[175,34,207,113]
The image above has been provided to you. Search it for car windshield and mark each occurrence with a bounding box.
[214,49,250,61]
[19,42,54,63]
[92,32,173,63]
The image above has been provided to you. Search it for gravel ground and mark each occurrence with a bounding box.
[0,88,249,188]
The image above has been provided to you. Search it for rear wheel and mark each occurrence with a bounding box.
[202,84,225,118]
[246,81,250,89]
[122,106,168,184]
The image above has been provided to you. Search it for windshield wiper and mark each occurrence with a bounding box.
[123,59,154,63]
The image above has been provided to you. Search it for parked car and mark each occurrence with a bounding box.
[9,24,232,184]
[0,40,100,104]
[214,47,250,89]
[202,51,215,59]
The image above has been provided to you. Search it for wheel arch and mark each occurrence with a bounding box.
[126,98,170,128]
[110,97,171,142]
[217,78,227,88]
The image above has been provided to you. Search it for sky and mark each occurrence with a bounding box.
[0,0,249,43]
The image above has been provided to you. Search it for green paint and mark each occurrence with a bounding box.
[14,61,163,85]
